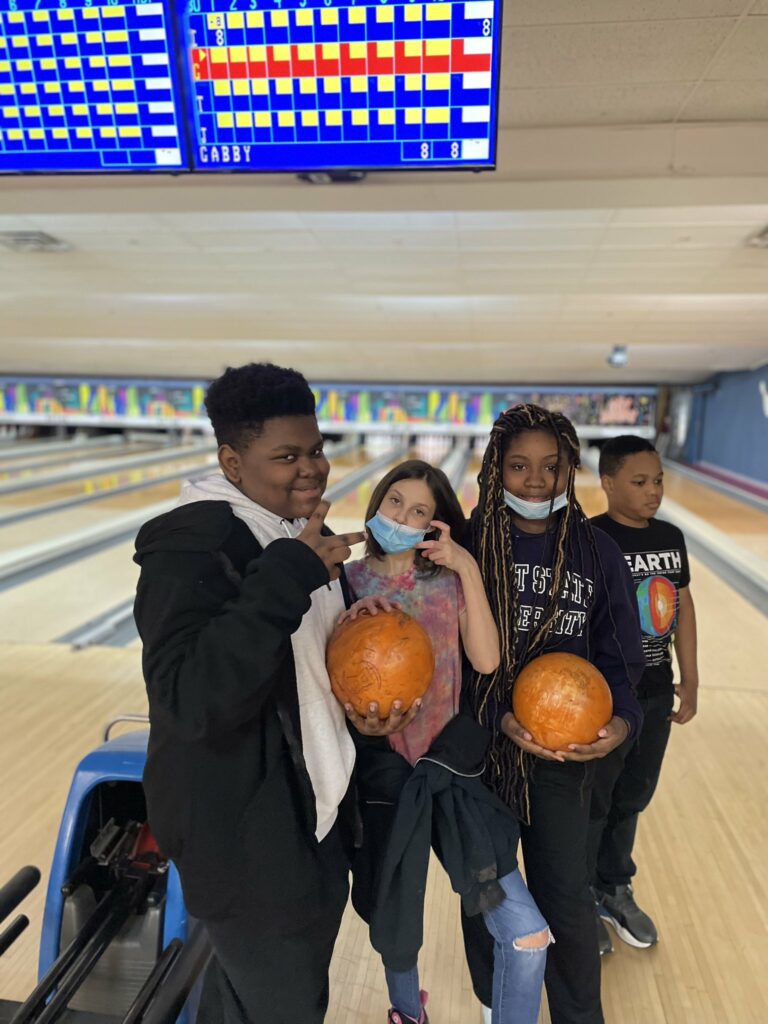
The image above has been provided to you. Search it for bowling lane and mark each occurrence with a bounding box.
[0,440,164,481]
[0,449,371,644]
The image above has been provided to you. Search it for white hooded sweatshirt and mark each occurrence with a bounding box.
[177,473,355,842]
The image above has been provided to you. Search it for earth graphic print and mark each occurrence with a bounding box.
[636,575,678,637]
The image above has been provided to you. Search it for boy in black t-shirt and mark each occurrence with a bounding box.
[587,436,699,954]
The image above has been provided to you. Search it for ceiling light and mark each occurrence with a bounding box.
[607,345,629,368]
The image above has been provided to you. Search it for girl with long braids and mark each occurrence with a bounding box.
[461,405,645,1024]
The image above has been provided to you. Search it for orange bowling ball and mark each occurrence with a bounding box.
[326,609,435,718]
[512,652,613,751]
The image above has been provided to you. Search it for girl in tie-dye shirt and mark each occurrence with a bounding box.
[342,460,549,1024]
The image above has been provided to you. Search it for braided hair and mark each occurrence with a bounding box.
[467,404,607,817]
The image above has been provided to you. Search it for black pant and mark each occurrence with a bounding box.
[588,690,674,891]
[462,760,602,1024]
[195,822,350,1024]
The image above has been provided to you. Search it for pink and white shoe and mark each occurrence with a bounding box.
[387,989,429,1024]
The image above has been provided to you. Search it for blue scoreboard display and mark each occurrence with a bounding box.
[182,0,502,171]
[0,0,187,172]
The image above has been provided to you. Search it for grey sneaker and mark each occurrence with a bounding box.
[597,884,658,948]
[597,912,613,956]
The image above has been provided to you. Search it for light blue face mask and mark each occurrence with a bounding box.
[366,512,428,554]
[503,489,569,520]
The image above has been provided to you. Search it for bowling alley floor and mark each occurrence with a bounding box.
[1,453,767,1022]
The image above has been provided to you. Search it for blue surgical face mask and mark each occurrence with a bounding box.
[366,511,428,554]
[503,489,569,520]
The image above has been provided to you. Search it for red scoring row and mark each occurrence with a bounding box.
[191,40,492,81]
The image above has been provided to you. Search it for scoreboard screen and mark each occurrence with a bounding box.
[182,0,503,171]
[0,0,186,172]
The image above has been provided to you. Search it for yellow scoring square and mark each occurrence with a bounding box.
[40,59,56,70]
[377,41,394,58]
[0,85,13,96]
[28,129,44,140]
[76,128,93,139]
[20,83,35,94]
[36,35,54,47]
[109,55,131,67]
[405,5,423,21]
[73,104,88,116]
[102,6,125,17]
[377,75,394,91]
[64,57,81,69]
[12,38,29,49]
[323,77,341,93]
[2,107,19,119]
[96,103,112,115]
[233,80,249,96]
[426,107,450,123]
[210,48,228,64]
[32,11,49,21]
[52,128,68,139]
[16,59,32,72]
[48,105,64,117]
[246,12,263,28]
[426,39,451,56]
[86,32,103,44]
[254,111,271,128]
[378,109,395,125]
[0,62,8,74]
[405,74,422,90]
[322,43,339,60]
[113,80,134,91]
[296,10,313,26]
[348,8,366,23]
[302,110,319,127]
[271,11,288,28]
[352,109,368,126]
[119,127,141,138]
[299,78,317,94]
[235,112,251,128]
[248,45,266,62]
[426,4,451,19]
[251,80,268,95]
[349,42,366,59]
[229,46,246,63]
[83,7,99,18]
[56,8,75,19]
[350,76,367,93]
[217,113,234,129]
[325,110,342,126]
[277,111,294,127]
[206,13,224,29]
[7,130,23,140]
[93,81,110,91]
[116,102,137,115]
[275,79,292,95]
[90,56,107,69]
[297,43,313,61]
[61,33,77,45]
[321,9,339,25]
[67,82,85,93]
[23,106,40,119]
[405,108,423,124]
[426,73,450,90]
[213,81,231,96]
[6,11,24,22]
[376,6,394,22]
[227,12,244,29]
[105,31,129,43]
[405,40,421,57]
[273,44,290,62]
[44,83,61,94]
[100,127,117,138]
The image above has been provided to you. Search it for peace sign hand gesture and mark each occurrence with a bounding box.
[296,501,366,581]
[416,521,470,572]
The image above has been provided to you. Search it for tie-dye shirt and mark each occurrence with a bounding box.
[345,559,466,765]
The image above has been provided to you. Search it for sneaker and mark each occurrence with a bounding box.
[388,990,429,1024]
[597,913,613,956]
[597,885,658,948]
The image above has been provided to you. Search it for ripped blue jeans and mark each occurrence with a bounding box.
[386,868,550,1024]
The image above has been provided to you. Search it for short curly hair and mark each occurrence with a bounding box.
[204,362,316,450]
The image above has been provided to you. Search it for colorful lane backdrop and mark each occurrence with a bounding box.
[181,0,503,170]
[0,0,187,173]
[0,377,656,429]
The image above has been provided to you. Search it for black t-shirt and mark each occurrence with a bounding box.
[591,514,690,697]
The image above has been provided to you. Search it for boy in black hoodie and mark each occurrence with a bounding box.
[133,363,414,1024]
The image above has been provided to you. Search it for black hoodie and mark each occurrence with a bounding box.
[133,500,350,921]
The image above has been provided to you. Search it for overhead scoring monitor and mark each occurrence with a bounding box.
[0,0,187,173]
[182,0,502,172]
